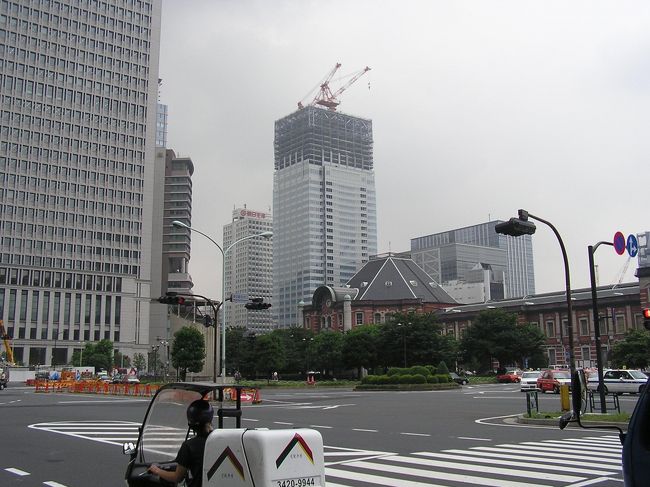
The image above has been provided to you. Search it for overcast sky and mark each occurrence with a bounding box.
[158,0,648,301]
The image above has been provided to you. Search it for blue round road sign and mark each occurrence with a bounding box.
[627,234,639,257]
[613,231,626,255]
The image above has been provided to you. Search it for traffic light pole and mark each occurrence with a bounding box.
[496,210,576,375]
[527,211,576,376]
[589,241,614,413]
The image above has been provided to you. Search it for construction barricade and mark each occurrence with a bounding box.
[34,379,160,397]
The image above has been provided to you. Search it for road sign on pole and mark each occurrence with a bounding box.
[627,234,639,257]
[231,293,249,303]
[613,231,626,255]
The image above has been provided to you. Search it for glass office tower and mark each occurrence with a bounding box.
[273,106,377,328]
[0,0,162,366]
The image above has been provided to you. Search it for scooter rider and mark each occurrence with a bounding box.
[148,399,214,486]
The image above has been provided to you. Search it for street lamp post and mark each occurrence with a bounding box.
[496,209,576,374]
[588,241,614,413]
[172,220,272,379]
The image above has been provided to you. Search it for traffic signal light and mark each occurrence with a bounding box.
[203,315,213,327]
[495,217,537,237]
[643,308,650,331]
[158,294,186,305]
[245,297,272,310]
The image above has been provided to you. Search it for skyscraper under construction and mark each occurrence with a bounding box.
[273,106,377,328]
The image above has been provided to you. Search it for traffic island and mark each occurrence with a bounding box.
[516,412,629,431]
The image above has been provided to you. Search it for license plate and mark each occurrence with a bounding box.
[274,476,320,487]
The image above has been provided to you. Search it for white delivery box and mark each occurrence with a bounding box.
[202,428,325,487]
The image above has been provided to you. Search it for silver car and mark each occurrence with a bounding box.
[587,369,648,395]
[520,370,542,391]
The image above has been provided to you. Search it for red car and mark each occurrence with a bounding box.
[537,369,571,393]
[496,369,521,383]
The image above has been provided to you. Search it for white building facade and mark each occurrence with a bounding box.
[0,0,162,366]
[273,107,377,328]
[223,208,273,334]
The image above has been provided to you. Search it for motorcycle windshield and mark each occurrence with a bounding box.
[138,388,203,464]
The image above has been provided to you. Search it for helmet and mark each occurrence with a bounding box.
[186,399,214,427]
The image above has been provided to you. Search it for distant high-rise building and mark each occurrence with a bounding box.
[411,221,535,299]
[0,0,162,366]
[273,107,377,328]
[162,150,194,296]
[156,103,168,148]
[223,207,273,334]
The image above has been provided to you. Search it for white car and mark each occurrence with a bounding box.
[520,370,542,391]
[587,369,648,395]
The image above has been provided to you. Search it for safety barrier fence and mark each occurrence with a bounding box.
[34,379,161,397]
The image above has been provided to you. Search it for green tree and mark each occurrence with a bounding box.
[226,327,251,374]
[460,309,545,372]
[273,327,315,374]
[82,340,114,372]
[254,333,286,380]
[342,324,380,377]
[133,353,147,373]
[171,326,205,380]
[611,329,650,369]
[312,331,343,376]
[379,312,458,368]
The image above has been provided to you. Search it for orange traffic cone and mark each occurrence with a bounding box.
[252,388,262,404]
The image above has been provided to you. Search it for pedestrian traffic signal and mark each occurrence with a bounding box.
[245,297,272,310]
[158,294,186,305]
[643,308,650,331]
[203,315,213,327]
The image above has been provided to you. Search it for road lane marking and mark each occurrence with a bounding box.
[310,425,333,429]
[44,482,68,487]
[242,418,259,422]
[273,421,293,425]
[5,468,30,476]
[400,432,430,437]
[458,436,491,441]
[352,428,377,432]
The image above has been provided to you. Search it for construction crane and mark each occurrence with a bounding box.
[297,63,371,111]
[0,320,14,364]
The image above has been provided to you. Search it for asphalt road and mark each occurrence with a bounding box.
[0,382,634,487]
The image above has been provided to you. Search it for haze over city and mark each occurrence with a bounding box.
[158,1,648,301]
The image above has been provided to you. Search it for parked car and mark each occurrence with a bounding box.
[587,369,648,395]
[520,370,542,391]
[450,372,469,385]
[496,369,521,383]
[537,369,571,393]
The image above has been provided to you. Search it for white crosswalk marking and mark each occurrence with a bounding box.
[325,435,622,486]
[27,421,623,486]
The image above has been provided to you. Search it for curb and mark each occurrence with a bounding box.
[515,413,629,430]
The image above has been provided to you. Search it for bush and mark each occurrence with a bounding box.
[427,375,439,384]
[398,374,415,384]
[411,374,427,384]
[425,365,436,375]
[410,366,430,377]
[436,361,450,375]
[387,367,406,376]
[436,374,450,383]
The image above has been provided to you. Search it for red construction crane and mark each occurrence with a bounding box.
[297,63,371,111]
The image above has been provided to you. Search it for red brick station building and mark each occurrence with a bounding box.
[300,254,650,369]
